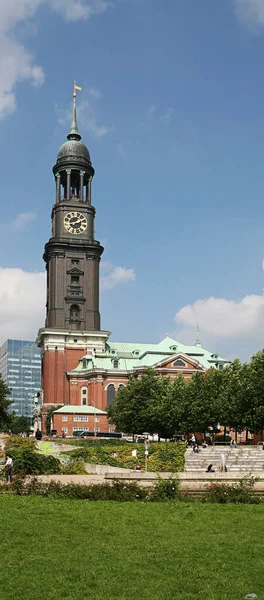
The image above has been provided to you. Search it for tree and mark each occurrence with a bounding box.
[108,369,173,437]
[10,415,30,435]
[219,359,251,439]
[245,350,264,437]
[0,378,12,431]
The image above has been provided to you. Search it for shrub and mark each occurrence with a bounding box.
[150,477,180,501]
[203,476,260,504]
[6,447,61,475]
[67,441,185,472]
[61,459,87,475]
[5,436,36,452]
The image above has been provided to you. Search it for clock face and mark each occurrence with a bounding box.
[64,212,87,235]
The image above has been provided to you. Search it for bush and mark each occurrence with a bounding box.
[67,441,186,472]
[61,459,87,475]
[203,476,260,504]
[151,477,180,501]
[5,436,36,452]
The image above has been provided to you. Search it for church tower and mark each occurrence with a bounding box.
[37,88,110,409]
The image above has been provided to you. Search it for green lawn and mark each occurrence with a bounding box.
[0,498,263,600]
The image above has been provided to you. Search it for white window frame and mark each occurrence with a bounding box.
[62,427,68,433]
[81,386,88,405]
[73,415,88,422]
[73,427,89,432]
[62,416,68,421]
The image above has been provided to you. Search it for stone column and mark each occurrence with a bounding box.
[88,176,92,205]
[66,169,71,201]
[79,171,85,202]
[56,173,61,203]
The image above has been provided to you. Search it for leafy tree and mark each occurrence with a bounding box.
[10,415,30,435]
[0,378,12,431]
[108,369,173,437]
[246,350,264,436]
[219,360,251,437]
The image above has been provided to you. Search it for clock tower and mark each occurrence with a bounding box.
[37,91,110,409]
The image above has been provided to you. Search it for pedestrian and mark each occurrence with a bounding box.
[193,444,199,454]
[134,463,141,471]
[190,434,196,447]
[220,452,227,472]
[35,429,42,441]
[4,455,13,483]
[206,463,215,473]
[202,439,208,448]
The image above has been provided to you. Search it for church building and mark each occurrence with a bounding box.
[37,91,228,436]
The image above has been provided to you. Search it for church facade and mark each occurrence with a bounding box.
[37,92,228,436]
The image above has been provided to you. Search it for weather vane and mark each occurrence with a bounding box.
[73,81,82,99]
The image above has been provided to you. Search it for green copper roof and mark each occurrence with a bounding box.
[69,336,228,375]
[68,97,81,141]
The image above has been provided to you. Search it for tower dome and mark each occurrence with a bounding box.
[52,87,94,205]
[55,93,92,167]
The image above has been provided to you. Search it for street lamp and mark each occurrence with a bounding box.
[90,400,96,438]
[143,432,149,472]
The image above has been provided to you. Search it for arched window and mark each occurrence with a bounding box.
[70,304,80,322]
[173,359,186,368]
[107,384,115,406]
[81,386,88,406]
[118,384,125,392]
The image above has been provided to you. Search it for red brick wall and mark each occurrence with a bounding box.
[42,346,86,405]
[53,412,110,436]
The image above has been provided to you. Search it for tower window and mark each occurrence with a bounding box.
[71,275,80,285]
[113,359,119,369]
[71,259,79,265]
[70,304,80,322]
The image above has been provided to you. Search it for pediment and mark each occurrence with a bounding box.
[67,267,84,276]
[151,352,205,371]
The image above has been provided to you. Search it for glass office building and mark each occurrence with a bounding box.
[0,339,41,418]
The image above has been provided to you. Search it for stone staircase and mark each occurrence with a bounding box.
[185,446,264,472]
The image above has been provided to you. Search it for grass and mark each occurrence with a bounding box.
[39,441,54,453]
[0,499,263,599]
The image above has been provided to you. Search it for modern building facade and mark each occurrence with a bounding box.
[38,90,229,435]
[0,339,41,418]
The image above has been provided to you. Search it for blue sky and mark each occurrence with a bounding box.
[1,0,264,360]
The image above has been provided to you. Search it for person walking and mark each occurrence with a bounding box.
[190,434,196,447]
[4,455,13,483]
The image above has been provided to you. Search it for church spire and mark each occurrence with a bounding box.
[67,82,82,142]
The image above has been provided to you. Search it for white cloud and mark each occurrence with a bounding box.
[173,260,264,359]
[49,0,110,21]
[88,87,102,99]
[117,142,125,156]
[0,0,112,119]
[0,263,135,344]
[101,262,136,290]
[0,268,46,345]
[161,107,175,125]
[234,0,264,30]
[9,212,37,231]
[142,104,175,129]
[56,96,111,138]
[175,294,264,339]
